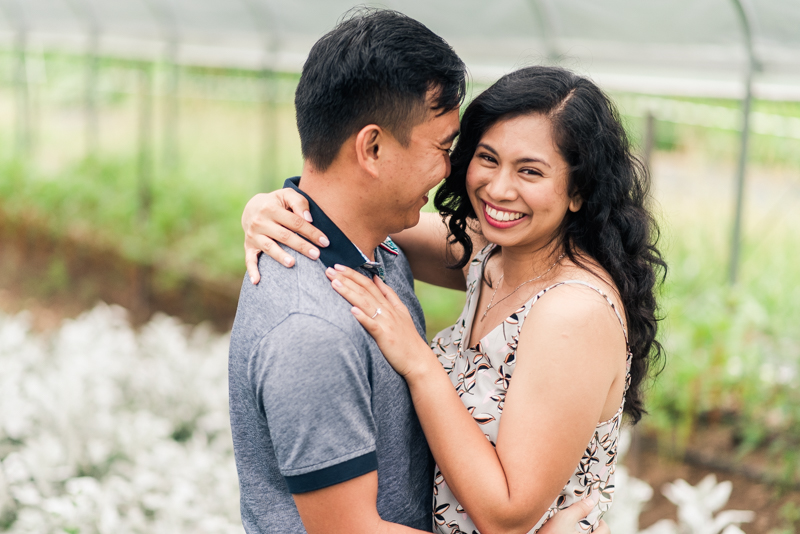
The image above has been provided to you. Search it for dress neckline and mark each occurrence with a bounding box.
[458,245,630,354]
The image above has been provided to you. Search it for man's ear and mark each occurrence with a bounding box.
[355,124,383,178]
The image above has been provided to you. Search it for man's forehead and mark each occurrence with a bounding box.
[416,106,460,141]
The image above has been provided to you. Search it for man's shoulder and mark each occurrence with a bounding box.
[230,247,369,354]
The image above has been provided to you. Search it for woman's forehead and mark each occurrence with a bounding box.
[482,114,561,160]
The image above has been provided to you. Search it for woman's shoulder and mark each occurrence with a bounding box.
[549,256,622,309]
[522,259,627,342]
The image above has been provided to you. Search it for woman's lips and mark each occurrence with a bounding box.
[482,201,527,229]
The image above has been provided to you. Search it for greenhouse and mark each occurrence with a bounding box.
[1,0,799,532]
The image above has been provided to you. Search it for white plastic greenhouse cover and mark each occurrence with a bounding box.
[1,0,799,99]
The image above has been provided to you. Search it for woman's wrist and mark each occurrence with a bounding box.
[402,339,445,384]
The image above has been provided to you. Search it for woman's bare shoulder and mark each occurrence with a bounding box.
[552,255,624,314]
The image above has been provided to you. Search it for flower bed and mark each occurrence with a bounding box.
[0,305,241,533]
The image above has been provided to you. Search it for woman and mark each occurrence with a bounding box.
[243,66,665,533]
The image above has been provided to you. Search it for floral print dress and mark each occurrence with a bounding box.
[429,245,632,534]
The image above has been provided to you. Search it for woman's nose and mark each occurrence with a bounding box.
[484,169,516,201]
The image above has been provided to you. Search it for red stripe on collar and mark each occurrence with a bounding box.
[379,242,399,255]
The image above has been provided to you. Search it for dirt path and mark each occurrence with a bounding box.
[627,444,800,533]
[0,212,239,332]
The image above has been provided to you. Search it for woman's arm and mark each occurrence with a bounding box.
[242,189,483,289]
[326,267,626,534]
[390,212,467,290]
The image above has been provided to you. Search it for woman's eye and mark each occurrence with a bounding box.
[478,153,497,164]
[521,168,542,177]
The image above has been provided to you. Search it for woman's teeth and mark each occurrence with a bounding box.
[486,205,524,222]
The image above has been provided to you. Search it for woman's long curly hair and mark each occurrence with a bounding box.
[434,66,666,423]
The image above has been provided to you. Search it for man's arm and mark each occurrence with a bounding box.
[389,212,471,291]
[259,313,427,533]
[293,472,427,534]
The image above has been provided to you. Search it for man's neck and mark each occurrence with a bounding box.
[298,164,385,261]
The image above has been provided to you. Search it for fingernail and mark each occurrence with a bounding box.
[351,307,362,315]
[319,236,330,247]
[309,248,320,260]
[334,264,346,272]
[283,257,293,267]
[303,211,313,223]
[326,267,335,276]
[332,279,343,288]
[249,275,255,284]
[587,492,600,506]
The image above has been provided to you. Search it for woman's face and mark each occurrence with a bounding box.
[466,113,581,252]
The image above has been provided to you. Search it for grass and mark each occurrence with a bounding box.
[2,51,800,483]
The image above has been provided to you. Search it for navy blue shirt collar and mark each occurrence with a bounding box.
[284,177,392,279]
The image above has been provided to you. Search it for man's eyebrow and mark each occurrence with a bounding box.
[441,129,460,145]
[476,142,551,168]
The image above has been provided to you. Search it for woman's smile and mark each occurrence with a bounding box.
[482,200,528,228]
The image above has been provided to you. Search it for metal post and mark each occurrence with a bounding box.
[240,0,280,191]
[643,111,656,175]
[2,0,30,156]
[728,0,758,285]
[137,63,153,222]
[526,0,560,64]
[65,0,101,157]
[85,27,99,157]
[143,0,180,170]
[13,25,29,155]
[164,38,180,170]
[260,70,279,191]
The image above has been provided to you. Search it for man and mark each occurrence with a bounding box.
[230,9,607,534]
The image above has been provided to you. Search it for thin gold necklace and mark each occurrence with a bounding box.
[482,253,565,319]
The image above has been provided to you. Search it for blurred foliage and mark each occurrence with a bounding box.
[643,202,800,485]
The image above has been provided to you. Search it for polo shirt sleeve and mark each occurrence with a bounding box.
[253,312,377,494]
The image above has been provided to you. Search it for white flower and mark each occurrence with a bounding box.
[604,431,755,534]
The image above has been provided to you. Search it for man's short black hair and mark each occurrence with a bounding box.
[295,9,467,171]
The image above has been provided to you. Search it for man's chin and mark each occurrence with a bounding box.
[404,211,423,230]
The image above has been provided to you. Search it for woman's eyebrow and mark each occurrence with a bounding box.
[476,142,498,155]
[515,156,551,168]
[477,142,551,168]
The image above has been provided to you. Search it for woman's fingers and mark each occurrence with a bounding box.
[241,189,330,281]
[277,188,313,223]
[372,275,406,309]
[271,203,330,250]
[259,220,322,262]
[348,306,382,337]
[245,246,262,284]
[254,234,295,271]
[332,265,387,303]
[537,493,600,534]
[326,268,383,317]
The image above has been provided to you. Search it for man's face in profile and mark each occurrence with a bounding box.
[376,102,461,233]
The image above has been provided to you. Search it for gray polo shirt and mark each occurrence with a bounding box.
[228,177,434,533]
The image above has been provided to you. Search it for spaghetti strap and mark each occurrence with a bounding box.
[517,279,633,395]
[536,280,629,344]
